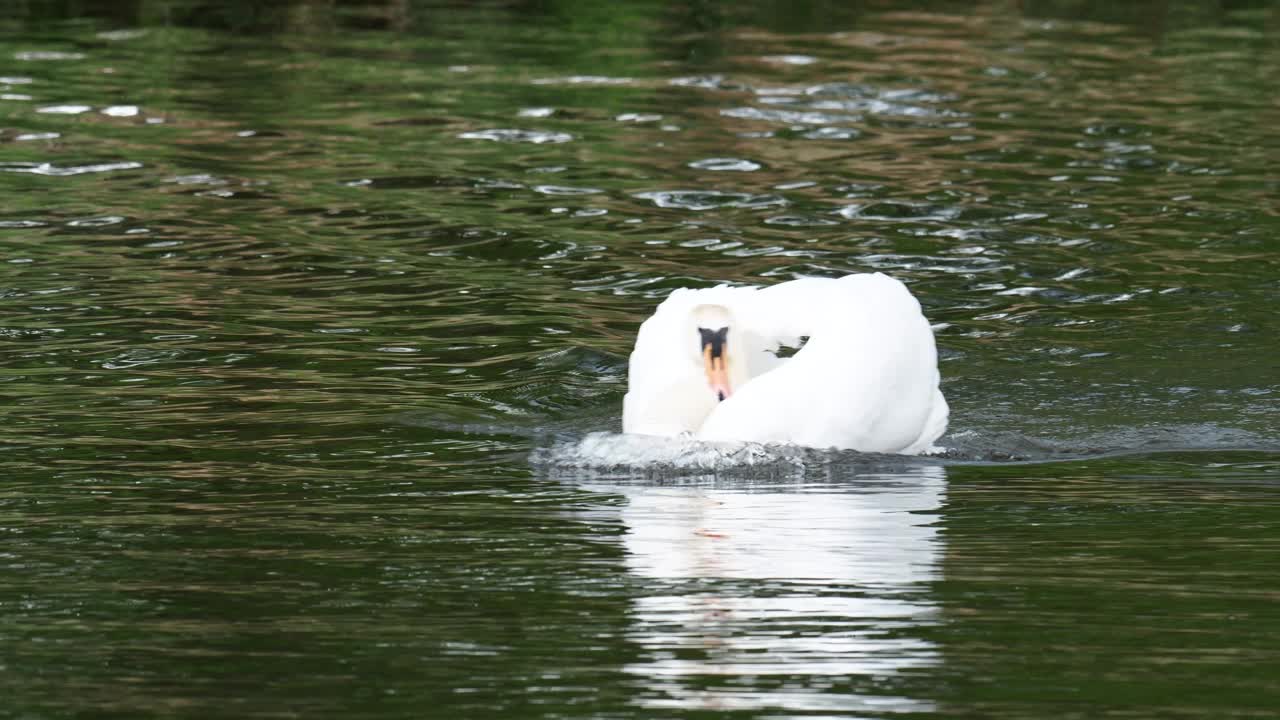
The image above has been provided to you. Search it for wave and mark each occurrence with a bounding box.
[528,423,1279,479]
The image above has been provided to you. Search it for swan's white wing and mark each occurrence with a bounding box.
[623,285,761,437]
[698,273,947,453]
[732,276,842,347]
[623,290,704,436]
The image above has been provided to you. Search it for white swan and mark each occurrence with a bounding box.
[622,272,948,454]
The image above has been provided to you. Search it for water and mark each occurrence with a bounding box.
[2,1,1278,717]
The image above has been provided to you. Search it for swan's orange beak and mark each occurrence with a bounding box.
[701,331,731,402]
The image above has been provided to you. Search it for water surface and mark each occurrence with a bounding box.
[1,1,1278,718]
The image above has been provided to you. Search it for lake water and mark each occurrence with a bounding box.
[2,1,1278,717]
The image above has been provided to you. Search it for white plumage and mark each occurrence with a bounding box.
[622,272,948,454]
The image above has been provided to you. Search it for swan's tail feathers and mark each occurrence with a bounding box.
[904,387,949,455]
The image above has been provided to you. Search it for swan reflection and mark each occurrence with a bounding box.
[582,463,945,714]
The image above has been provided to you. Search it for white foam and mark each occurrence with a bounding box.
[544,431,805,470]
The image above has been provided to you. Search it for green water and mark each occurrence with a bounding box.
[2,1,1278,717]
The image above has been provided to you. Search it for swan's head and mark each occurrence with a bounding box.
[691,303,735,402]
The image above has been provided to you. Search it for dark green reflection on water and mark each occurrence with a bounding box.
[1,469,641,717]
[2,0,1278,717]
[930,453,1280,717]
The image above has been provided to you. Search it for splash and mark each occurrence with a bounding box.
[530,423,1280,479]
[530,431,945,482]
[542,431,806,470]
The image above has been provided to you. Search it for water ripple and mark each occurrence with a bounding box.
[688,158,762,172]
[531,75,633,85]
[0,161,143,176]
[36,104,92,114]
[14,50,85,61]
[633,190,787,210]
[533,185,604,196]
[457,128,574,144]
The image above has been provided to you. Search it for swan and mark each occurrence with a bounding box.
[622,272,948,454]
